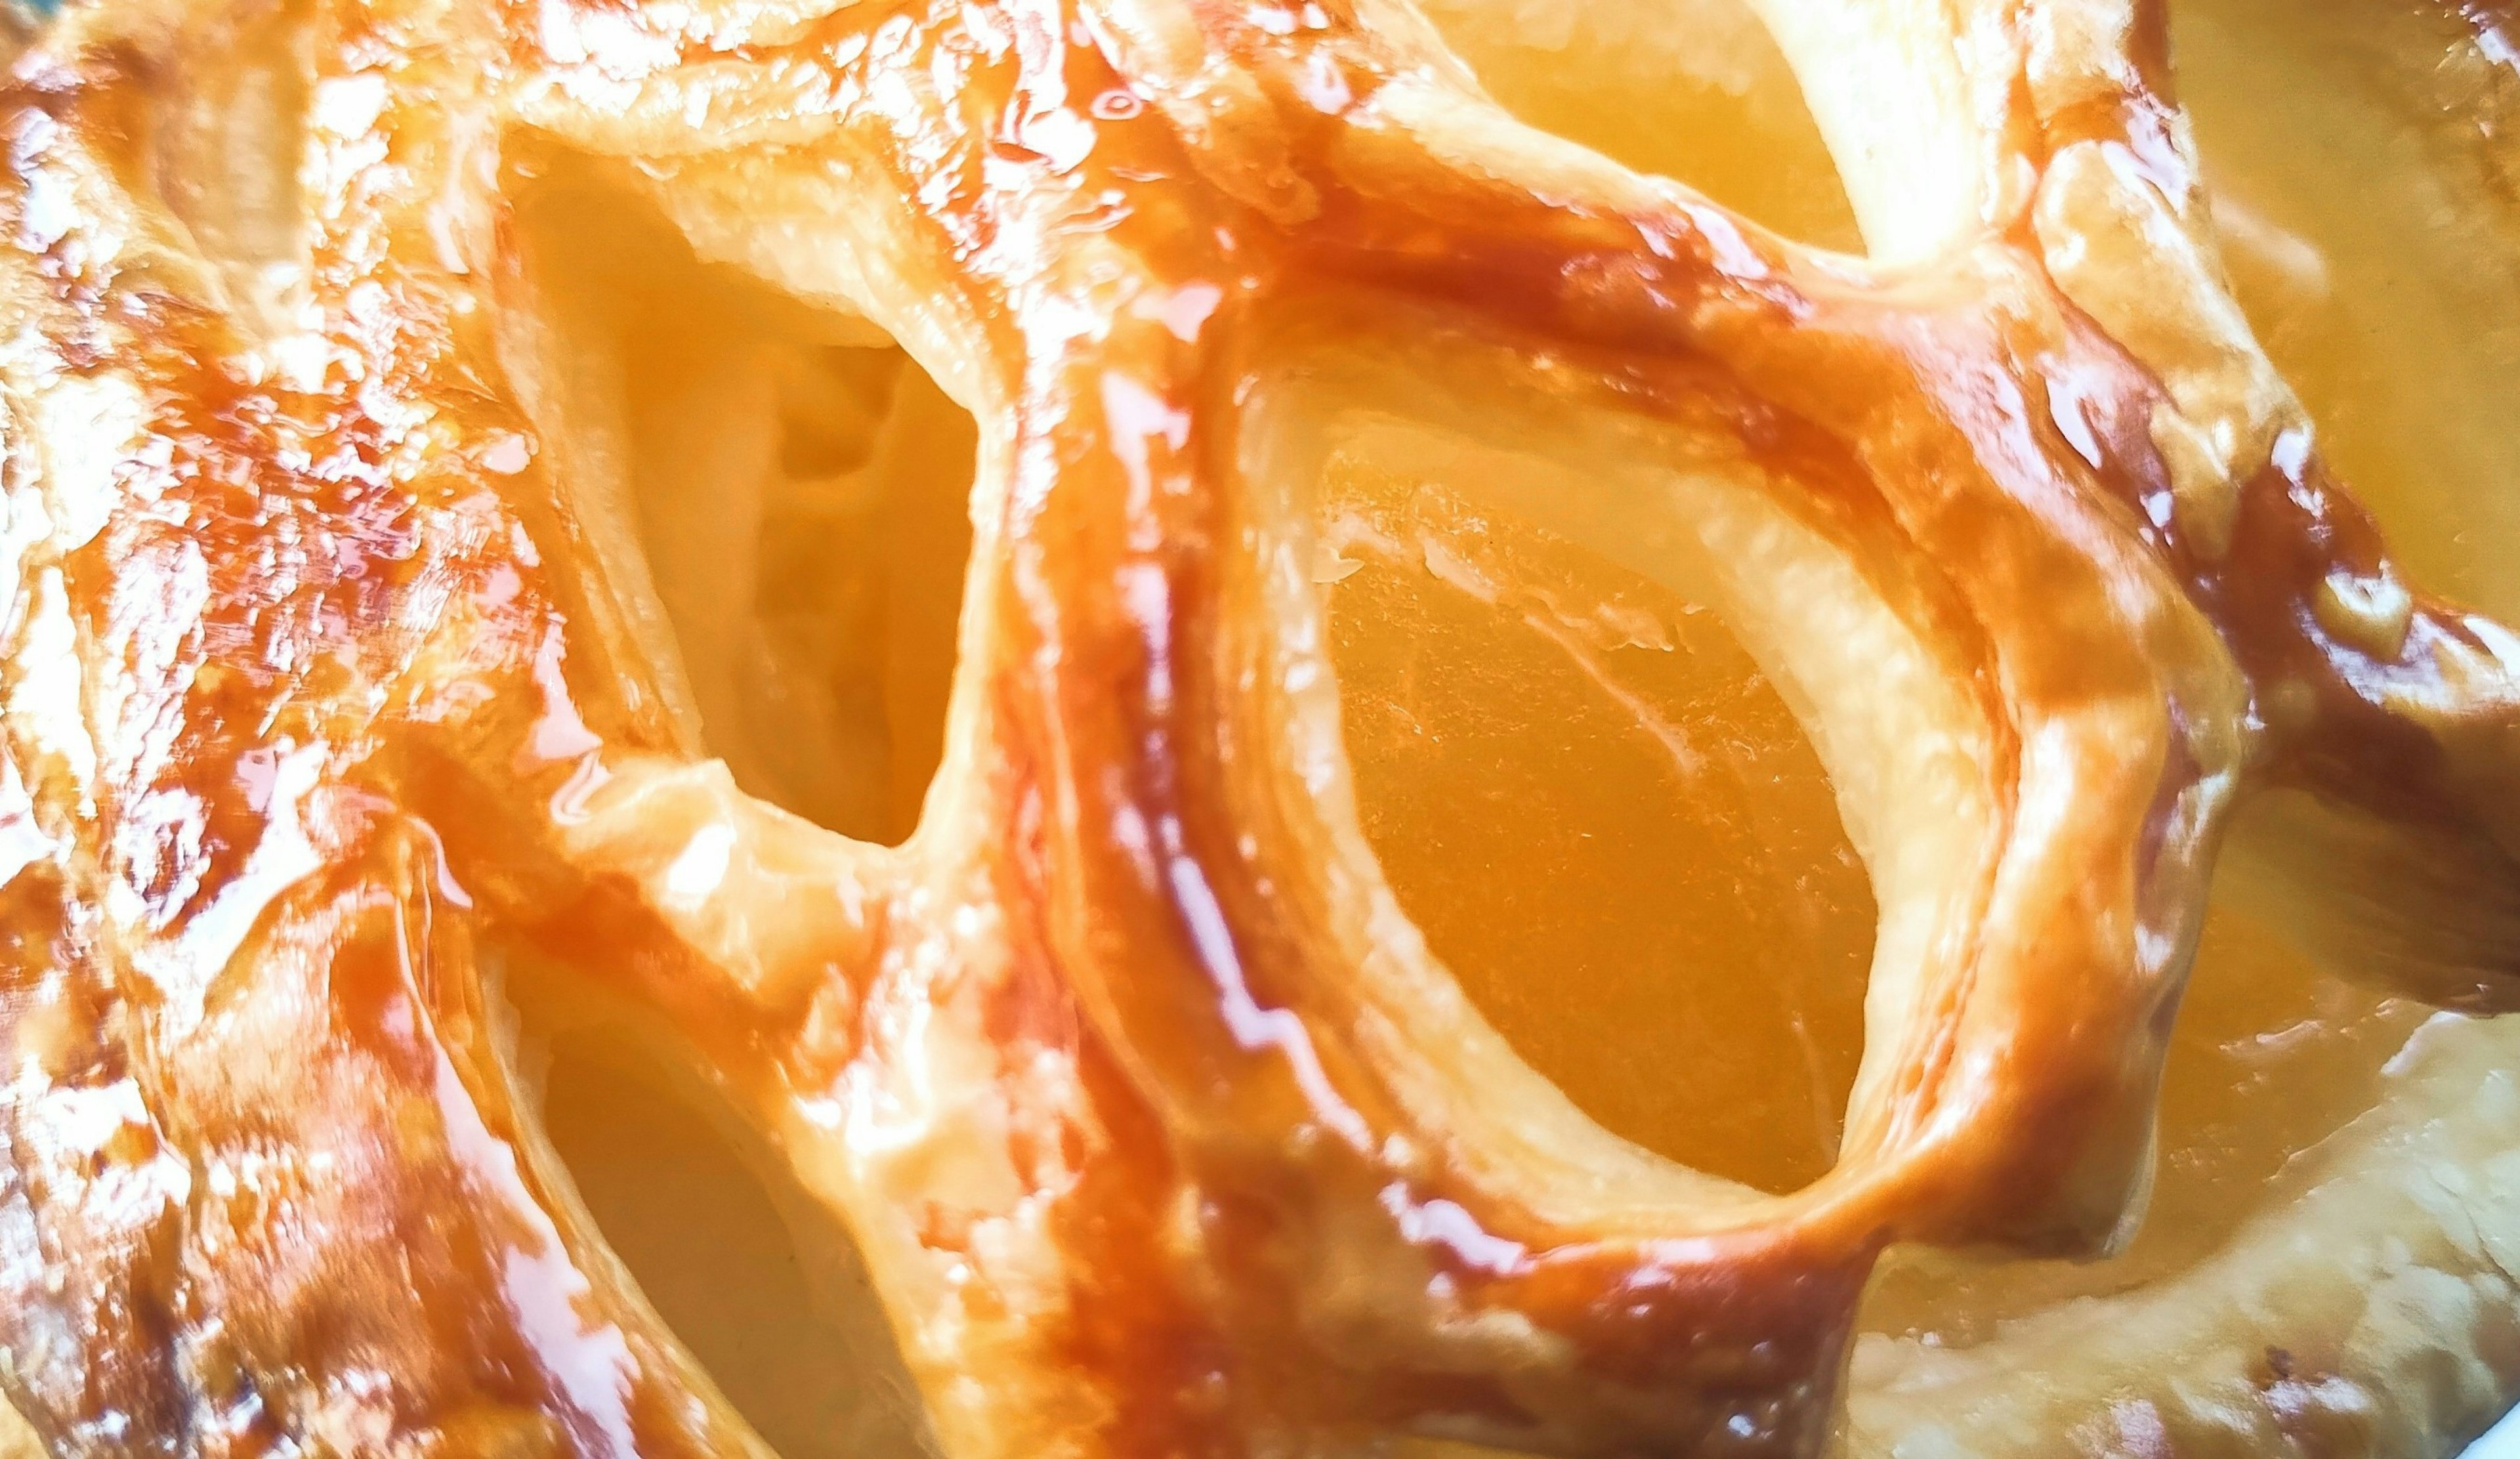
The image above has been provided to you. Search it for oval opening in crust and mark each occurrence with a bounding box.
[1328,2,1887,1196]
[1318,446,1879,1196]
[506,149,976,847]
[512,984,942,1459]
[1412,0,1864,252]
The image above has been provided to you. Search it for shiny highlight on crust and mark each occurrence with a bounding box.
[0,1,2515,1457]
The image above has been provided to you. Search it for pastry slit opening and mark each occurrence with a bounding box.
[508,981,942,1459]
[1311,436,1878,1195]
[506,149,976,847]
[1411,0,1862,251]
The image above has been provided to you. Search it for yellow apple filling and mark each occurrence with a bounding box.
[1321,462,1874,1195]
[530,1026,937,1459]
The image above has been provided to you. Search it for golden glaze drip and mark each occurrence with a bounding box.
[0,0,2515,1456]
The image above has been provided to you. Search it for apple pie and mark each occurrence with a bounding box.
[1,0,2517,1454]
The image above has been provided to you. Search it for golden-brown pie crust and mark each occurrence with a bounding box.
[0,0,2515,1454]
